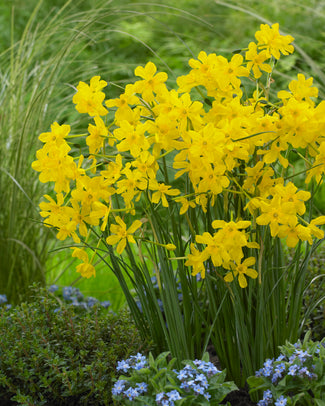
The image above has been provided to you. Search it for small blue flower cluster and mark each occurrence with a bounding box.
[257,391,288,406]
[0,294,11,310]
[0,286,111,313]
[173,360,220,402]
[112,379,148,401]
[116,352,148,373]
[256,342,319,406]
[156,389,182,405]
[112,354,221,405]
[112,353,149,402]
[0,294,7,304]
[48,285,111,310]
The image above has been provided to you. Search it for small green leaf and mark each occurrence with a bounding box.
[247,375,265,389]
[314,400,325,406]
[202,352,210,362]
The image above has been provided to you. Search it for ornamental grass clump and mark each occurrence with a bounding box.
[32,23,325,386]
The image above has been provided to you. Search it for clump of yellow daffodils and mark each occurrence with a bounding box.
[32,23,324,286]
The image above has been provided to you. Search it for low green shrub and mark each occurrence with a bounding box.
[0,285,147,406]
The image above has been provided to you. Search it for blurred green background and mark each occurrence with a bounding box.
[0,0,324,310]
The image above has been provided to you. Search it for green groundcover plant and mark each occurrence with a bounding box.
[111,351,237,405]
[32,22,325,386]
[0,285,146,406]
[248,333,325,406]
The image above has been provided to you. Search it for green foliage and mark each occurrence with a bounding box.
[302,249,325,342]
[213,0,325,98]
[0,285,146,406]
